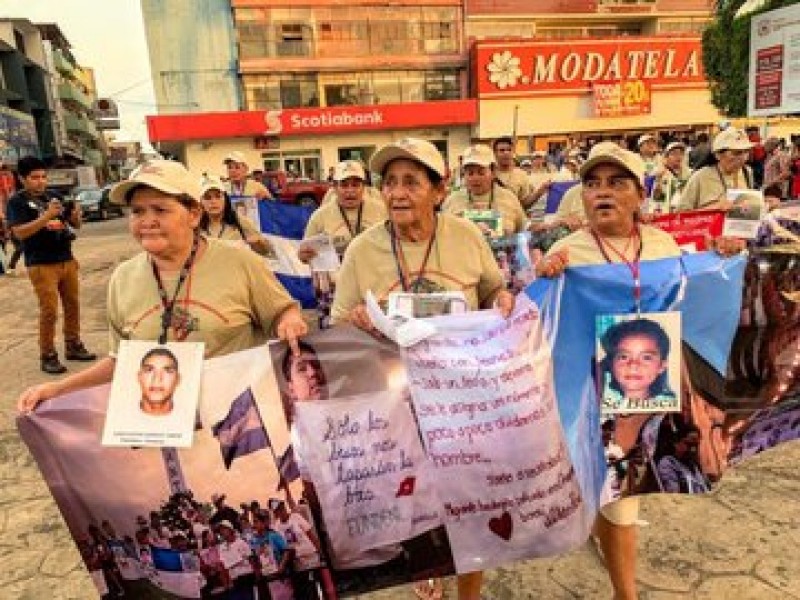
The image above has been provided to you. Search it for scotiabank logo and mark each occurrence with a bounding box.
[289,109,384,130]
[265,110,283,135]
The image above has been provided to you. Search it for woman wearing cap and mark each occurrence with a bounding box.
[331,137,514,600]
[17,160,307,413]
[442,144,527,237]
[678,128,756,211]
[298,160,387,262]
[649,141,691,214]
[636,134,662,176]
[199,177,273,256]
[535,145,742,600]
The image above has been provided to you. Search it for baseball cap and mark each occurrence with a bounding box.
[664,141,687,154]
[216,520,235,531]
[200,176,226,197]
[520,158,532,166]
[637,133,657,148]
[268,498,285,512]
[369,138,446,178]
[334,160,366,182]
[223,151,248,165]
[531,150,546,158]
[461,144,495,168]
[579,142,646,186]
[713,127,754,152]
[110,160,202,205]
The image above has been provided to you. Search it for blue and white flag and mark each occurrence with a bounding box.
[211,387,271,469]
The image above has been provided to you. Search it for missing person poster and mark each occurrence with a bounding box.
[102,340,205,448]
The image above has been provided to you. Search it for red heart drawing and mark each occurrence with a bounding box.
[488,511,513,541]
[396,476,416,497]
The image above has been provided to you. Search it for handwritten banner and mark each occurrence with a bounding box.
[294,390,441,564]
[651,209,726,251]
[404,304,592,572]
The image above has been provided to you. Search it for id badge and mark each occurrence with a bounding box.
[387,291,468,320]
[595,312,682,415]
[463,209,503,238]
[101,340,205,448]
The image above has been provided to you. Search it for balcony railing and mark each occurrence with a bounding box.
[64,113,99,139]
[58,81,91,110]
[83,149,105,167]
[53,51,75,76]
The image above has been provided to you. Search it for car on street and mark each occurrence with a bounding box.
[72,186,125,221]
[263,171,331,206]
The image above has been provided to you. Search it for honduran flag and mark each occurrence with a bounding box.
[257,200,317,309]
[544,176,657,214]
[211,387,271,469]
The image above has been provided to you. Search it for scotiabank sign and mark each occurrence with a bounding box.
[147,100,478,142]
[476,38,705,97]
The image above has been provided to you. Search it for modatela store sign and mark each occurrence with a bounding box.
[475,37,706,98]
[147,100,478,142]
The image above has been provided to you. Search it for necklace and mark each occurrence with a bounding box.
[389,218,438,293]
[591,225,644,313]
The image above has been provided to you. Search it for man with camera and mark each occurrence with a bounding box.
[5,156,96,373]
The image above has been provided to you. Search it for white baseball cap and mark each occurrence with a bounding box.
[712,128,754,152]
[637,133,657,148]
[110,160,202,205]
[579,142,646,186]
[223,151,248,165]
[664,141,687,154]
[370,138,446,178]
[334,160,366,182]
[461,144,495,168]
[200,176,226,197]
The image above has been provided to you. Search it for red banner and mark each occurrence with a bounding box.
[147,100,478,143]
[475,37,705,97]
[651,210,726,251]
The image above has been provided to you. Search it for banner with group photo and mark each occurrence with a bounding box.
[18,251,799,599]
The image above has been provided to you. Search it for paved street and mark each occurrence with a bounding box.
[0,219,798,599]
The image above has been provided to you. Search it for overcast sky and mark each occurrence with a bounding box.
[5,0,156,145]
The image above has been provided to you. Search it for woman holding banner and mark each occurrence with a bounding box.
[536,142,743,600]
[17,159,307,413]
[331,137,515,600]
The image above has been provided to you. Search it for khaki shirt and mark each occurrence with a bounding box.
[555,184,586,220]
[226,179,270,198]
[331,214,504,323]
[442,184,527,235]
[304,195,388,256]
[495,167,534,205]
[107,238,297,358]
[679,165,754,211]
[547,225,681,266]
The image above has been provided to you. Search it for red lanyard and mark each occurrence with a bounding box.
[150,236,199,344]
[591,226,643,311]
[389,219,438,293]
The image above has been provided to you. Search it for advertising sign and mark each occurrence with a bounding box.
[475,38,705,97]
[147,99,478,142]
[748,3,800,116]
[593,79,652,116]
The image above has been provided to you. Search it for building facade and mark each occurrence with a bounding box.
[466,0,721,150]
[0,19,54,166]
[144,0,476,177]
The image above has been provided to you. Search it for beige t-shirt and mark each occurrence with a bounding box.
[107,238,297,358]
[226,179,270,198]
[679,165,754,211]
[322,185,382,205]
[331,214,504,323]
[442,184,527,235]
[555,184,586,220]
[495,167,534,205]
[547,225,681,265]
[304,195,388,255]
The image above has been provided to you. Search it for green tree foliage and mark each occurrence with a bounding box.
[702,0,797,117]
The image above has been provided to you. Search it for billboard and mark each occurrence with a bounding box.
[748,3,800,116]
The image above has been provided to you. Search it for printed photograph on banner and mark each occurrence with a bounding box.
[387,291,468,319]
[230,195,260,228]
[463,208,503,238]
[596,313,682,415]
[722,189,765,239]
[268,328,456,594]
[102,340,205,448]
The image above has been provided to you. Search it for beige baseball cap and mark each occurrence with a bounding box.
[370,138,446,178]
[461,144,495,168]
[200,176,226,197]
[579,142,646,186]
[664,141,687,154]
[223,151,248,165]
[637,133,657,148]
[712,127,754,152]
[110,160,202,205]
[334,160,366,182]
